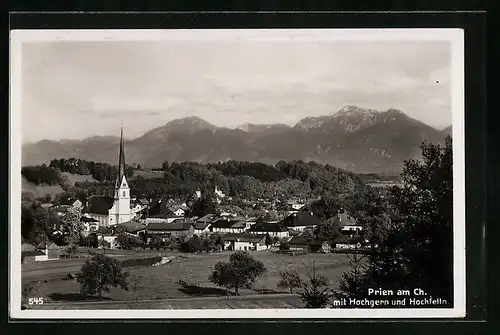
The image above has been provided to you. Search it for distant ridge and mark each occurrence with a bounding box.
[22,106,448,174]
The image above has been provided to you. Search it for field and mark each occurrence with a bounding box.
[129,170,164,180]
[60,172,98,185]
[24,251,351,308]
[21,176,64,200]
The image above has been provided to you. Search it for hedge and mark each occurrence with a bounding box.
[119,256,163,268]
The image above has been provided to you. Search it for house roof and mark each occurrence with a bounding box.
[172,218,195,224]
[120,221,147,233]
[196,214,214,223]
[22,250,46,257]
[334,211,358,226]
[281,212,320,228]
[138,198,150,206]
[222,233,267,243]
[169,205,186,212]
[288,235,328,247]
[211,219,244,229]
[54,205,70,213]
[147,212,179,219]
[59,196,77,206]
[248,223,288,233]
[81,216,99,223]
[147,222,193,231]
[82,197,114,215]
[194,222,210,230]
[334,235,361,244]
[47,243,60,250]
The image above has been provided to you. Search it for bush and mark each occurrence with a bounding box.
[119,256,163,268]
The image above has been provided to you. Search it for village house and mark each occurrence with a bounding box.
[287,200,306,212]
[168,204,186,217]
[59,196,84,210]
[21,249,47,263]
[247,223,290,238]
[81,216,99,235]
[100,235,119,249]
[334,235,362,249]
[335,210,363,235]
[281,212,320,232]
[81,197,115,227]
[193,222,211,235]
[244,217,258,230]
[21,242,61,263]
[196,214,215,224]
[145,211,184,224]
[222,233,269,251]
[146,222,195,238]
[288,236,331,253]
[119,221,147,239]
[210,219,247,234]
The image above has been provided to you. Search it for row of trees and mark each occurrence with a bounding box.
[22,165,62,185]
[49,158,135,182]
[334,136,454,306]
[21,199,83,246]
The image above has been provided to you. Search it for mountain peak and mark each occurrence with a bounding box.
[237,123,291,133]
[166,116,214,126]
[335,105,380,117]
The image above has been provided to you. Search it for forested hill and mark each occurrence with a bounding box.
[22,158,365,201]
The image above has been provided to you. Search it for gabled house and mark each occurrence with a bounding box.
[168,205,186,217]
[281,212,321,232]
[288,235,331,253]
[196,214,215,224]
[336,211,363,235]
[193,222,211,235]
[333,235,362,250]
[210,219,246,234]
[21,250,47,264]
[222,233,269,251]
[146,222,195,238]
[119,221,147,239]
[81,216,99,235]
[247,223,289,238]
[81,196,115,227]
[145,210,183,224]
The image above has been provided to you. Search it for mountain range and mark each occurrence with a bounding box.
[22,106,451,174]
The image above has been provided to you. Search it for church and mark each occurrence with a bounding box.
[81,128,135,227]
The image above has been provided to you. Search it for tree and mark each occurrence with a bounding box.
[77,253,129,299]
[61,207,83,245]
[313,217,342,244]
[99,236,111,252]
[334,248,369,302]
[22,280,45,307]
[300,262,332,308]
[209,251,266,295]
[338,137,454,306]
[277,269,304,293]
[190,194,218,217]
[116,233,130,250]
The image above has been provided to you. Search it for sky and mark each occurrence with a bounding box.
[20,32,453,143]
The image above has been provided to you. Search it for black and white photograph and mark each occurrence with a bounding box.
[10,28,465,319]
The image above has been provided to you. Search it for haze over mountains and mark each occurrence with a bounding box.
[22,106,451,174]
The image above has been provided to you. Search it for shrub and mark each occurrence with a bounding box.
[119,256,163,268]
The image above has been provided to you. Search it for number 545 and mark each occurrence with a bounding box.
[28,297,44,305]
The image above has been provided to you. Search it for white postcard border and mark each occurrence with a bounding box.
[9,28,465,319]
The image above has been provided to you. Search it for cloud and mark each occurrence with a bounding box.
[21,39,452,143]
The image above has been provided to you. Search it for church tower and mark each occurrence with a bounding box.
[108,127,132,226]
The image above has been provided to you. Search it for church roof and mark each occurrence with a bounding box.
[82,197,114,215]
[115,127,127,188]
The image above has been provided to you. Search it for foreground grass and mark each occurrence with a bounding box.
[25,251,351,304]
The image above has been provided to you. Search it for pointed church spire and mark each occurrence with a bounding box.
[116,126,127,187]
